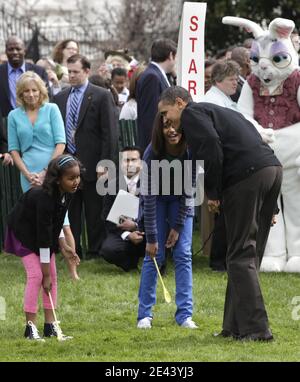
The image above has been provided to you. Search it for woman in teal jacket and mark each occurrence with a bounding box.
[8,71,66,192]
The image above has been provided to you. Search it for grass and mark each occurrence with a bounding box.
[0,230,300,362]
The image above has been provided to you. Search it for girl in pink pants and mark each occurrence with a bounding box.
[5,155,81,341]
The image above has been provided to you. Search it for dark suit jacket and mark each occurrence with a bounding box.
[53,83,119,182]
[0,62,49,118]
[136,63,169,150]
[181,102,281,200]
[102,175,140,236]
[0,109,6,154]
[0,62,49,153]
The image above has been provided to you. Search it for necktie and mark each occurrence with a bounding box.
[66,88,80,154]
[9,69,19,109]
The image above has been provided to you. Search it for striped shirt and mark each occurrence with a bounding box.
[140,145,196,244]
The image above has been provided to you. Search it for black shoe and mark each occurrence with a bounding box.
[24,321,45,342]
[44,322,73,340]
[44,322,58,337]
[240,328,274,342]
[214,329,240,339]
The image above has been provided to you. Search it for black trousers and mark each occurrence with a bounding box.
[100,233,145,271]
[222,166,282,336]
[210,209,227,270]
[68,180,105,258]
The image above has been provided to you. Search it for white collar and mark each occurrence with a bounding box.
[124,174,139,185]
[151,61,171,87]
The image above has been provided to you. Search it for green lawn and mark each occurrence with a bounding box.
[0,231,300,362]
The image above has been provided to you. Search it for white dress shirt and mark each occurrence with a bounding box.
[204,85,239,111]
[150,61,171,87]
[121,174,140,240]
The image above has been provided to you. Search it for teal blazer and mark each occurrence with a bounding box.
[8,103,66,153]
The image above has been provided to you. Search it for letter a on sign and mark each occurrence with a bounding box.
[177,2,207,102]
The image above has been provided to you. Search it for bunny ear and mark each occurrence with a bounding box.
[269,18,295,39]
[222,16,264,38]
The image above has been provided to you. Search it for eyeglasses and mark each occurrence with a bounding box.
[250,52,292,69]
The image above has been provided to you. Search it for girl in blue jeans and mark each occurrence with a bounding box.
[137,113,197,329]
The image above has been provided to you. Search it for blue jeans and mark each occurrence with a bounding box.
[138,196,193,325]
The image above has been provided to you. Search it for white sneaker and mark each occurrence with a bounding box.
[181,317,198,329]
[137,317,152,329]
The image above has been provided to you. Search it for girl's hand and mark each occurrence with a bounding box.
[166,229,179,248]
[146,242,158,259]
[42,275,52,294]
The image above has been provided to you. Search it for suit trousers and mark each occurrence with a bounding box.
[68,180,105,258]
[210,209,227,271]
[100,233,145,271]
[222,166,282,335]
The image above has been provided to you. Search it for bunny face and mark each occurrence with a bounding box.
[222,17,299,91]
[250,36,297,89]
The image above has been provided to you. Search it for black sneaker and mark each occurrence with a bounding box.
[44,322,73,340]
[24,321,45,342]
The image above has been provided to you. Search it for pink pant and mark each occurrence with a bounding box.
[21,253,57,314]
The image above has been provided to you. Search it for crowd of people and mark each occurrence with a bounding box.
[0,22,299,342]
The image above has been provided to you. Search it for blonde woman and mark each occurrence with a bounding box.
[8,71,66,191]
[8,71,80,280]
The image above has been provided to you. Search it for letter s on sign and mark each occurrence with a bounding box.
[190,16,199,32]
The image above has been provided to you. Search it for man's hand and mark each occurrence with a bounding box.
[165,228,179,248]
[42,275,52,294]
[47,69,60,87]
[208,199,220,214]
[1,153,14,166]
[128,231,144,245]
[97,165,108,180]
[271,215,277,226]
[146,242,158,259]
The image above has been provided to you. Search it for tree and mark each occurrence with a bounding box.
[98,0,180,61]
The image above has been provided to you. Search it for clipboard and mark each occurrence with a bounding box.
[106,189,139,225]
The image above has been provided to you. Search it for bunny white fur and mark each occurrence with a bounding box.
[222,16,300,272]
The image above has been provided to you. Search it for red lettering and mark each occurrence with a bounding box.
[188,81,197,96]
[190,16,199,32]
[188,59,197,74]
[189,37,197,53]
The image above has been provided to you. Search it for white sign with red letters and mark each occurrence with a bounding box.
[177,2,207,102]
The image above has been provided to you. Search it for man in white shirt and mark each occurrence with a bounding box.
[100,146,145,271]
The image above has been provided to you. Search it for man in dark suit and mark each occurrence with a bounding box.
[0,36,49,163]
[53,54,118,258]
[158,86,282,341]
[100,146,145,271]
[136,38,177,151]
